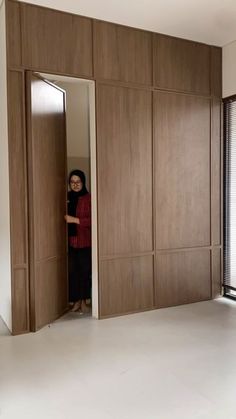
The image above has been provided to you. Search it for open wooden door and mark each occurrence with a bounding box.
[26,72,68,331]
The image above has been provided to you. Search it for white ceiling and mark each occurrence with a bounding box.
[17,0,236,47]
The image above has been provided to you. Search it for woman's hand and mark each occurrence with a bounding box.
[64,215,80,224]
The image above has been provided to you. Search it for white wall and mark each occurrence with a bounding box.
[58,81,91,187]
[59,81,90,157]
[0,0,12,331]
[223,40,236,98]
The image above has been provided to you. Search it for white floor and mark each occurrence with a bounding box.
[1,298,236,419]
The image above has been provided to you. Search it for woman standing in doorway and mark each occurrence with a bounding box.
[65,169,91,313]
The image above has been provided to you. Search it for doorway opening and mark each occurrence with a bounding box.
[27,71,98,330]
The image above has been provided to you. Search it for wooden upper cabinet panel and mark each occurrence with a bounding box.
[6,0,22,67]
[21,4,93,76]
[154,92,211,249]
[153,34,211,95]
[211,46,222,98]
[97,84,153,256]
[94,21,152,85]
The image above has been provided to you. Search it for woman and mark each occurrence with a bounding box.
[65,169,91,313]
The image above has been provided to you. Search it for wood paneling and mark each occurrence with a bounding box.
[100,255,154,317]
[4,3,222,329]
[153,34,210,95]
[12,269,30,335]
[211,47,222,98]
[6,0,22,67]
[7,70,28,266]
[155,250,211,308]
[21,3,93,77]
[94,21,152,85]
[212,248,221,298]
[212,99,221,245]
[154,92,211,249]
[97,84,153,256]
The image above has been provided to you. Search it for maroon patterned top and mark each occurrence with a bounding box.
[69,193,91,249]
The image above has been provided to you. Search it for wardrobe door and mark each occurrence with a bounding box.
[26,72,68,331]
[96,83,154,316]
[154,91,211,250]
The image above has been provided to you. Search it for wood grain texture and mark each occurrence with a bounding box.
[35,257,67,330]
[211,46,222,98]
[212,248,222,298]
[96,83,153,256]
[7,70,28,266]
[94,21,152,85]
[155,249,211,308]
[21,3,93,77]
[153,34,210,95]
[211,99,221,245]
[27,73,68,331]
[100,255,154,317]
[12,268,30,335]
[154,91,211,249]
[6,0,22,67]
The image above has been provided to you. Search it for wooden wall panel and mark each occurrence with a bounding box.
[212,99,221,245]
[6,0,22,67]
[97,84,153,256]
[4,2,222,329]
[211,47,222,98]
[7,70,30,334]
[154,92,211,249]
[212,248,222,298]
[94,21,152,85]
[12,269,30,335]
[100,255,154,317]
[7,70,28,266]
[153,34,210,95]
[21,3,93,77]
[156,250,211,308]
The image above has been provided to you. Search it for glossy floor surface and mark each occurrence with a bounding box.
[1,298,236,419]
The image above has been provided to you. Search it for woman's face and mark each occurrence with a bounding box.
[70,175,83,192]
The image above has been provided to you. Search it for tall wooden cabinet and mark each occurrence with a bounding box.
[4,0,222,334]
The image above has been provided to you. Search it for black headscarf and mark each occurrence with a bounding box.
[67,169,88,237]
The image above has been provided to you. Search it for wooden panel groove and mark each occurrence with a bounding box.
[101,251,155,261]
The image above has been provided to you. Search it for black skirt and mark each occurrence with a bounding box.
[68,247,91,302]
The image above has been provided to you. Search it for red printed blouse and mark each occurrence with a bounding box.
[69,193,91,249]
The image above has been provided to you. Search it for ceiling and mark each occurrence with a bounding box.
[17,0,236,46]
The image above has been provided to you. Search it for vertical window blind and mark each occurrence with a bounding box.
[224,96,236,298]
